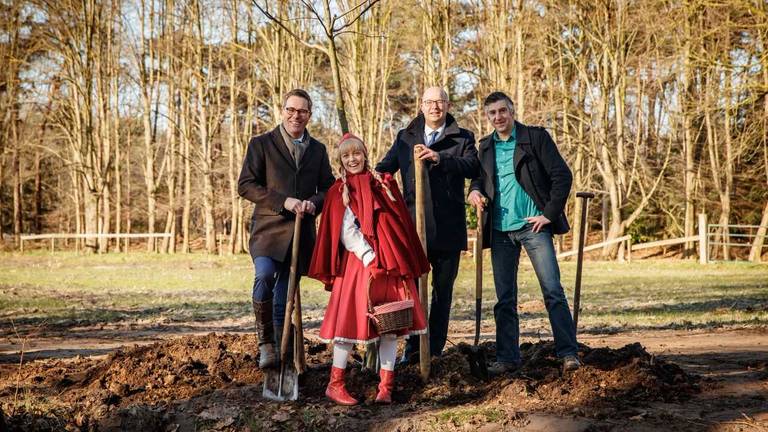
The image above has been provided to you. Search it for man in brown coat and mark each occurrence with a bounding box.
[238,89,335,368]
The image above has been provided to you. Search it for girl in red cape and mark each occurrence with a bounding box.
[308,133,430,405]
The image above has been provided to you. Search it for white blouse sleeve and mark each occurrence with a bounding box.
[341,207,375,267]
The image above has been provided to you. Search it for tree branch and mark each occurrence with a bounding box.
[250,0,327,53]
[332,0,382,34]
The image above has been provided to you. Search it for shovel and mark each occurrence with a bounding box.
[462,203,489,380]
[414,146,431,381]
[573,192,594,333]
[263,213,303,401]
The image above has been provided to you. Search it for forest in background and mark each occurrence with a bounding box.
[1,0,767,260]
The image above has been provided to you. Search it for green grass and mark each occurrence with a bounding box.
[434,406,505,427]
[1,251,766,334]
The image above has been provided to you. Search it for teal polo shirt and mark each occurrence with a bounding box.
[493,129,542,231]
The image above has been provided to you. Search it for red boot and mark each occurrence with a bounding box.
[325,366,358,406]
[375,369,394,404]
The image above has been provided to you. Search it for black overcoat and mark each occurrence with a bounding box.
[376,113,480,252]
[470,121,573,248]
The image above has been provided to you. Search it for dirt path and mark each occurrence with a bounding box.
[1,324,766,431]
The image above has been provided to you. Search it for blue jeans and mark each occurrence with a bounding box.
[491,225,578,364]
[252,256,292,335]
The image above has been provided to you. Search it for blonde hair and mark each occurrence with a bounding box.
[335,135,395,206]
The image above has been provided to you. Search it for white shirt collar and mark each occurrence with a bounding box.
[424,123,446,145]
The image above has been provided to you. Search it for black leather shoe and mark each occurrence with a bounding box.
[488,361,519,376]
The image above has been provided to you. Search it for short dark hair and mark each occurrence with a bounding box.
[483,91,514,109]
[283,88,313,111]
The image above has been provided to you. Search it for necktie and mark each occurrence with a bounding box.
[293,139,304,164]
[427,130,438,147]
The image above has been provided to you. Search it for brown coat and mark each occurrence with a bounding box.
[238,126,335,274]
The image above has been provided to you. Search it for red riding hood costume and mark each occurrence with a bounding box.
[309,169,430,344]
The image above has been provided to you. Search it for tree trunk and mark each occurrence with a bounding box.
[115,127,122,252]
[322,3,349,134]
[749,200,768,262]
[181,90,192,253]
[12,141,22,245]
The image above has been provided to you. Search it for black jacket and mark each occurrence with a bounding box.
[470,121,572,246]
[376,113,480,251]
[238,126,335,274]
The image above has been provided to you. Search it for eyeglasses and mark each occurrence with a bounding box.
[284,107,311,117]
[422,99,448,107]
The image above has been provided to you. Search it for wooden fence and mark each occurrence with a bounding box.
[19,233,172,253]
[469,213,766,264]
[16,213,767,261]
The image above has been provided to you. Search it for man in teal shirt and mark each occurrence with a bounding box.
[491,127,543,232]
[469,91,579,374]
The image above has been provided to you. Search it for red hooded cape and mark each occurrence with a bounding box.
[308,171,430,290]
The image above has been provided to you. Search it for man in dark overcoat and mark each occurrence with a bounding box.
[376,86,480,363]
[238,89,335,368]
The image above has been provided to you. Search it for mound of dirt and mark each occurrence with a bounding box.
[0,334,699,431]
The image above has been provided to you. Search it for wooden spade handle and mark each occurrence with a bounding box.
[414,145,431,381]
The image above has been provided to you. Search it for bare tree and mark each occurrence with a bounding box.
[749,0,768,261]
[338,0,395,160]
[252,0,382,133]
[37,0,120,252]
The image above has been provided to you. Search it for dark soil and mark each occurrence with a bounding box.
[0,333,709,431]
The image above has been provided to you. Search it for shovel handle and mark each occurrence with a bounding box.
[414,145,431,381]
[573,192,594,332]
[279,213,303,362]
[474,205,484,346]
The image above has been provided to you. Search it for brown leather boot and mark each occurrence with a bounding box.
[253,299,277,369]
[375,369,394,404]
[325,366,358,406]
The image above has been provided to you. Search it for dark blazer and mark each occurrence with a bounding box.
[238,126,335,274]
[376,113,480,251]
[470,121,572,247]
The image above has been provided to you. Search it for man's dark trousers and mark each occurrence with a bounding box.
[403,248,461,360]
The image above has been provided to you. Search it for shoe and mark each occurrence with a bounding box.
[325,366,358,406]
[488,361,519,376]
[375,369,394,404]
[253,299,277,369]
[397,351,419,367]
[563,355,581,371]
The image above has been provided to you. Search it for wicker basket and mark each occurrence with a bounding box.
[370,299,414,334]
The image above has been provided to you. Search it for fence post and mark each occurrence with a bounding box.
[698,213,708,264]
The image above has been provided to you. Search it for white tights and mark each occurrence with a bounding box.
[332,334,399,371]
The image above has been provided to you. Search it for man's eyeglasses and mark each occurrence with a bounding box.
[284,107,311,117]
[422,99,448,107]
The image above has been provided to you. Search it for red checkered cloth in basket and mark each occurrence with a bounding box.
[372,299,413,315]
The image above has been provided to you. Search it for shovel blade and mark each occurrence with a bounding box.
[460,344,490,381]
[471,348,489,381]
[262,367,299,401]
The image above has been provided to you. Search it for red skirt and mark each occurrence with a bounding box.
[318,251,427,344]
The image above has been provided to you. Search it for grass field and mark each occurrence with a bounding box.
[1,251,767,335]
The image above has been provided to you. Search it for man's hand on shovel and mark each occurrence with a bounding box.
[468,190,486,210]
